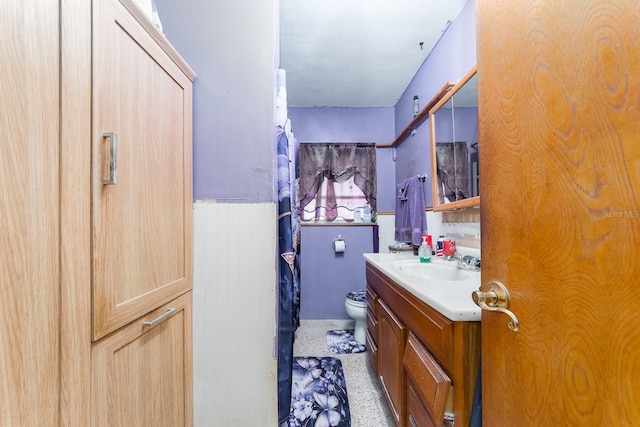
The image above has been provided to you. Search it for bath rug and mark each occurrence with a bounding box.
[289,356,351,427]
[326,329,366,354]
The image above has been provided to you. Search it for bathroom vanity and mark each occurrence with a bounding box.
[364,252,481,427]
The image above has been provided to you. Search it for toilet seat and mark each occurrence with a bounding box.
[346,289,367,308]
[345,290,367,345]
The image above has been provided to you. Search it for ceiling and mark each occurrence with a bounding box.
[280,0,468,108]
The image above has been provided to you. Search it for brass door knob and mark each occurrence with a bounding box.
[472,281,520,331]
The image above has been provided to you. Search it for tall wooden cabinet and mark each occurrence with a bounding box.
[1,1,62,425]
[1,0,195,425]
[91,0,195,423]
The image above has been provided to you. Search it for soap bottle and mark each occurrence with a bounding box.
[362,202,372,223]
[418,235,431,263]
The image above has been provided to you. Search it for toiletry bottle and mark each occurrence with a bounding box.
[427,235,434,256]
[363,203,372,223]
[419,235,431,263]
[443,238,456,256]
[354,207,362,223]
[413,95,420,117]
[436,235,445,258]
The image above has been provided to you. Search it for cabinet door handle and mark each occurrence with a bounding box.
[142,307,176,328]
[102,132,118,185]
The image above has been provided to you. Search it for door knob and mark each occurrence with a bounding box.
[472,281,520,332]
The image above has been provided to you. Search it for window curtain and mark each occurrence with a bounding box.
[298,143,376,221]
[435,141,469,203]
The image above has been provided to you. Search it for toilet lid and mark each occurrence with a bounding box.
[346,289,366,304]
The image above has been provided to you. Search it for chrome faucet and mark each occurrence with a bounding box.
[444,251,481,271]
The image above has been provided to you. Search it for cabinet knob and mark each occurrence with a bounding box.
[472,281,519,331]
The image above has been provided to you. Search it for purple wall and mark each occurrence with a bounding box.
[288,107,394,143]
[154,0,277,203]
[299,225,376,319]
[376,148,396,213]
[393,0,477,206]
[435,107,479,144]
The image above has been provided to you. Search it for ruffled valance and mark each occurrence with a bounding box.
[298,143,376,221]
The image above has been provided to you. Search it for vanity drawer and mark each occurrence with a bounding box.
[366,286,378,311]
[366,307,377,340]
[407,380,433,427]
[403,332,451,426]
[412,304,454,375]
[365,329,378,371]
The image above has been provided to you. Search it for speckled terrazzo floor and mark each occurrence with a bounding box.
[293,319,395,427]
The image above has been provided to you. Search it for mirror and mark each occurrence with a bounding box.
[429,66,479,211]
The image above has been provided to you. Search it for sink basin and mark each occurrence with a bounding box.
[391,259,471,281]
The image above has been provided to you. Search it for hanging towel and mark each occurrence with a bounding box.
[395,176,427,246]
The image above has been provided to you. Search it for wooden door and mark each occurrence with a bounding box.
[91,291,193,427]
[477,1,640,425]
[1,1,61,424]
[92,0,193,339]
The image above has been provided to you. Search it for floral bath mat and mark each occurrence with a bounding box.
[289,357,351,427]
[326,329,366,354]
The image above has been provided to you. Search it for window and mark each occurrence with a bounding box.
[298,143,376,222]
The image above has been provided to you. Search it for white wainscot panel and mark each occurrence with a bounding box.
[192,201,277,425]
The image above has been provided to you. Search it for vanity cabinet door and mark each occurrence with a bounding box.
[404,332,451,426]
[377,299,407,426]
[407,380,435,427]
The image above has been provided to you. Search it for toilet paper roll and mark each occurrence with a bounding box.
[333,240,346,253]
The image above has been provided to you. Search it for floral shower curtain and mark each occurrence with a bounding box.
[298,143,377,221]
[276,125,300,425]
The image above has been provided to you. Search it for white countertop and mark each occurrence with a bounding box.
[363,250,482,321]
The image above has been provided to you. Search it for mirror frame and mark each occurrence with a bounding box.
[429,65,479,211]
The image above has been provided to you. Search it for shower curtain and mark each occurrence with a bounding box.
[276,124,300,425]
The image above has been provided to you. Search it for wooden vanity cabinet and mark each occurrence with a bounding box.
[366,263,480,427]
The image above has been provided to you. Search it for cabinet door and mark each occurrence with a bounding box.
[91,291,193,427]
[91,0,193,339]
[377,299,406,426]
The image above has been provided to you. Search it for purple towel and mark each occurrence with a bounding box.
[395,176,427,246]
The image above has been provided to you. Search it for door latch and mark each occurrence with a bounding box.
[472,281,520,332]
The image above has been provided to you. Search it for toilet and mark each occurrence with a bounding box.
[345,289,367,344]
